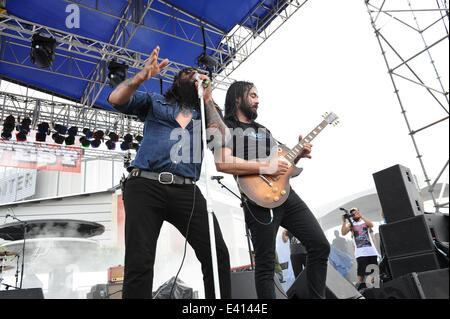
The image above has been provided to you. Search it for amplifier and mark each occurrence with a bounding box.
[108,265,124,283]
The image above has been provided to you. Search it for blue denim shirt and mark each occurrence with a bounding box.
[110,92,203,180]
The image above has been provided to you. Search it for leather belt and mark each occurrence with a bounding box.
[128,168,195,185]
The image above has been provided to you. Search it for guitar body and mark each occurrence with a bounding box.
[236,144,303,209]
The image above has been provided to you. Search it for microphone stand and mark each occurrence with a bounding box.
[197,81,221,298]
[212,177,255,270]
[8,215,27,289]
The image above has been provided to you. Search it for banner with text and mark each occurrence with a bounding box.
[0,140,82,173]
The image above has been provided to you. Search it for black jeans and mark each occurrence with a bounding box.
[122,176,231,299]
[290,253,307,278]
[244,190,330,299]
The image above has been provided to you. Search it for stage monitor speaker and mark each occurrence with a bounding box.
[387,252,440,279]
[379,215,435,258]
[363,268,448,299]
[230,271,287,299]
[373,164,424,223]
[0,288,44,299]
[286,263,362,299]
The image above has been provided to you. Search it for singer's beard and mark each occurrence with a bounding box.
[240,102,258,121]
[352,217,361,222]
[177,79,200,110]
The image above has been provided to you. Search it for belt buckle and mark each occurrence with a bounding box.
[158,172,174,184]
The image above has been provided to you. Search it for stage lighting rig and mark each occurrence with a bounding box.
[108,61,129,88]
[1,115,15,140]
[30,33,57,68]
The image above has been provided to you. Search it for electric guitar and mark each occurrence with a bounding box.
[236,112,339,208]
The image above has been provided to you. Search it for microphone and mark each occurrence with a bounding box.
[194,73,211,86]
[339,207,348,212]
[211,176,224,181]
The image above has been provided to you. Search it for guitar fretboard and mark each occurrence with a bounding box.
[283,119,328,162]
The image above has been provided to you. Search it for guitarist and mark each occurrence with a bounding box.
[214,81,330,299]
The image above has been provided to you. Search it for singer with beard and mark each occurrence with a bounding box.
[214,81,330,299]
[107,46,231,299]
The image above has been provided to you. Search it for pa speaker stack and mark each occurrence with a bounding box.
[373,164,447,282]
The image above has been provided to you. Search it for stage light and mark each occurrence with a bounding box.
[15,117,31,141]
[82,128,93,139]
[52,132,64,144]
[1,115,15,140]
[105,140,116,150]
[54,124,67,135]
[65,135,75,145]
[90,130,104,148]
[79,128,93,147]
[108,61,128,88]
[36,122,50,142]
[65,126,78,145]
[16,130,28,141]
[135,135,143,143]
[30,33,57,68]
[67,126,78,136]
[105,132,119,150]
[79,136,91,148]
[197,53,218,69]
[120,133,133,151]
[91,139,101,148]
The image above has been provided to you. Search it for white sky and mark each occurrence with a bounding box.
[211,0,449,214]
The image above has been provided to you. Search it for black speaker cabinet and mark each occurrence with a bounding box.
[230,271,287,299]
[424,212,449,243]
[363,268,448,299]
[287,263,361,299]
[379,215,435,258]
[387,252,440,278]
[373,164,424,223]
[0,288,44,299]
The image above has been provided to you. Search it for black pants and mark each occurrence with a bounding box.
[244,190,330,299]
[122,176,231,299]
[290,253,307,278]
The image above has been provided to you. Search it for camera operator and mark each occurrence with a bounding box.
[341,208,379,289]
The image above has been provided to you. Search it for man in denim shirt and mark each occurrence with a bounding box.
[108,46,231,299]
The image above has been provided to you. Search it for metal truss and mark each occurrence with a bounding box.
[0,1,306,108]
[0,10,235,105]
[1,90,144,138]
[64,0,309,81]
[366,0,449,211]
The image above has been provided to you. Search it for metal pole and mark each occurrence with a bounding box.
[197,83,221,299]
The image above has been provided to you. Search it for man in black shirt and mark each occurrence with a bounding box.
[215,81,330,299]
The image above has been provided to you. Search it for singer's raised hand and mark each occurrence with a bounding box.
[140,46,169,81]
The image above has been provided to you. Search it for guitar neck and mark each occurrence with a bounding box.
[283,119,329,162]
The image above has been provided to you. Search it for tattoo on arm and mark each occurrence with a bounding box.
[205,100,230,149]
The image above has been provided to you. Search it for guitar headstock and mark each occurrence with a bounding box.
[322,112,339,126]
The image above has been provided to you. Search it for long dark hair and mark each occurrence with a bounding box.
[163,67,197,105]
[224,81,255,122]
